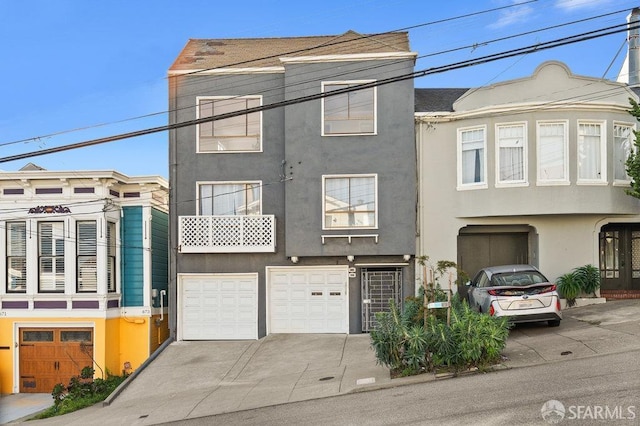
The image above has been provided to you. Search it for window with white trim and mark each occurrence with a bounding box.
[7,222,26,292]
[496,123,527,185]
[107,222,116,292]
[537,121,568,184]
[39,222,65,292]
[197,96,261,152]
[323,175,377,229]
[614,123,634,182]
[322,81,376,135]
[458,126,487,188]
[577,121,606,183]
[199,182,261,215]
[77,221,97,292]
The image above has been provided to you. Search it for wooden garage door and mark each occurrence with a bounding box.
[19,328,93,393]
[180,274,258,340]
[268,267,348,333]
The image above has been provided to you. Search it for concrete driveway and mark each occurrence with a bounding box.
[4,299,640,425]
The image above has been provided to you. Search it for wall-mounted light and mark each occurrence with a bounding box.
[347,255,355,262]
[290,256,299,264]
[403,254,411,261]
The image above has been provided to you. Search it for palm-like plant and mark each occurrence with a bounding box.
[573,264,600,296]
[556,272,581,307]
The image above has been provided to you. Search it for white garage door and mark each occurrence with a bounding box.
[180,273,258,340]
[268,267,348,333]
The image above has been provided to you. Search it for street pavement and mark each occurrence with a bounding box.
[2,299,639,425]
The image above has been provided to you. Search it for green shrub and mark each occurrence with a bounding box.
[556,265,602,306]
[556,272,581,307]
[573,264,600,296]
[403,283,449,326]
[33,368,128,419]
[370,297,510,376]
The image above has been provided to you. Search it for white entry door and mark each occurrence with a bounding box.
[179,273,258,340]
[268,266,348,333]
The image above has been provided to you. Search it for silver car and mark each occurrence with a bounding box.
[466,264,562,327]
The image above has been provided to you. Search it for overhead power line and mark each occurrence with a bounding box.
[1,3,630,149]
[0,0,542,149]
[0,21,637,165]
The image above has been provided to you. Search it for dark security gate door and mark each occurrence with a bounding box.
[361,268,402,332]
[600,224,640,297]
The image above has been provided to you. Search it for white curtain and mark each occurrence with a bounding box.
[538,123,565,180]
[578,123,601,180]
[498,125,524,182]
[461,129,484,184]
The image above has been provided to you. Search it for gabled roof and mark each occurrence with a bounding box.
[414,88,469,112]
[169,31,411,71]
[19,162,46,171]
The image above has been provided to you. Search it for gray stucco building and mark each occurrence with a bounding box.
[168,31,417,339]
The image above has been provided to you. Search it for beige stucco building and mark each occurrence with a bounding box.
[416,61,640,299]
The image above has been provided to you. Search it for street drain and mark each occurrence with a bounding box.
[319,376,334,381]
[561,351,572,356]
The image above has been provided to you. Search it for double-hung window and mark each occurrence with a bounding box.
[537,121,568,185]
[577,121,606,184]
[496,123,527,186]
[107,222,116,292]
[77,221,97,292]
[199,182,261,215]
[322,81,376,135]
[197,96,262,152]
[7,222,27,292]
[614,123,634,182]
[323,175,377,229]
[458,126,487,189]
[39,222,65,292]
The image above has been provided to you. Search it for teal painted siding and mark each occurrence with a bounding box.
[151,208,169,308]
[121,206,144,307]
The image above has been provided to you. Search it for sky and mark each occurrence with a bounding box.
[0,0,638,179]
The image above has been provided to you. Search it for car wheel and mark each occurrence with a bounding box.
[548,319,561,327]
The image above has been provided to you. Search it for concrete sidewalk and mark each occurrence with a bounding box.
[3,300,640,425]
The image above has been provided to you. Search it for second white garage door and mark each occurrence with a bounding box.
[180,273,258,340]
[268,266,348,333]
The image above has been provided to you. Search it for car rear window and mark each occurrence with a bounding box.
[490,271,548,286]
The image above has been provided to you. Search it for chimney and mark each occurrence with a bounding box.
[629,8,640,85]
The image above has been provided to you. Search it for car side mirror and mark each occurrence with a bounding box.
[465,280,472,287]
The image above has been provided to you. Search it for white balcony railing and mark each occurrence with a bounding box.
[179,215,276,253]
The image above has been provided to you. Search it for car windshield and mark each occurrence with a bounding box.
[490,271,548,287]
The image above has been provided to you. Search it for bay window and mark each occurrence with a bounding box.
[458,126,487,188]
[7,222,26,292]
[39,222,65,292]
[577,121,606,183]
[77,221,97,292]
[107,222,116,292]
[537,121,568,184]
[614,123,634,182]
[496,123,527,185]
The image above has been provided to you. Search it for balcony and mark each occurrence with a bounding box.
[179,215,276,253]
